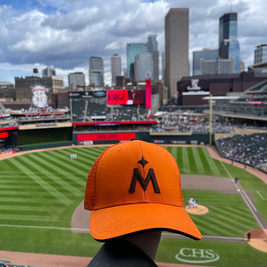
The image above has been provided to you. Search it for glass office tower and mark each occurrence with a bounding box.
[193,48,218,76]
[219,13,240,73]
[127,43,147,78]
[135,51,154,81]
[89,57,104,86]
[219,13,237,46]
[219,40,240,73]
[147,35,159,81]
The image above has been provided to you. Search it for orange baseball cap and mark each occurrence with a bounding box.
[84,140,202,241]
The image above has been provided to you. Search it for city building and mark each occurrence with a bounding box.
[68,72,85,88]
[219,39,240,73]
[177,72,267,106]
[123,68,127,77]
[218,12,240,73]
[0,82,15,100]
[219,12,237,46]
[135,51,154,82]
[147,34,159,81]
[200,57,235,75]
[89,57,104,86]
[193,48,218,76]
[115,76,125,87]
[162,52,165,86]
[42,67,56,77]
[15,76,64,102]
[240,60,245,72]
[254,44,267,64]
[165,8,189,99]
[127,43,147,78]
[111,54,122,86]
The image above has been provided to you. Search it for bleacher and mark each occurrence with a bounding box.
[0,102,17,128]
[216,133,267,166]
[246,79,267,92]
[71,99,148,122]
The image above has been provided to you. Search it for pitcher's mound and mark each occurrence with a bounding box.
[245,229,267,253]
[185,205,209,215]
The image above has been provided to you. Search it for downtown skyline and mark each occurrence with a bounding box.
[0,0,266,86]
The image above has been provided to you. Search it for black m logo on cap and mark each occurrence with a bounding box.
[129,156,160,193]
[129,168,160,193]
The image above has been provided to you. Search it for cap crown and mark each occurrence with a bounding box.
[85,140,184,211]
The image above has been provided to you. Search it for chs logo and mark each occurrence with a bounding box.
[175,248,220,264]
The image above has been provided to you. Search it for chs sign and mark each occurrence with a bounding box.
[175,248,220,264]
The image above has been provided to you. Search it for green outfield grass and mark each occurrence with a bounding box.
[182,190,258,237]
[156,238,267,267]
[0,146,266,266]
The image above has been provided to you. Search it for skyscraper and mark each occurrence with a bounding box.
[147,34,159,81]
[135,51,153,82]
[68,72,85,88]
[219,12,237,46]
[89,57,104,86]
[42,67,56,77]
[111,54,122,86]
[127,43,147,78]
[219,12,240,73]
[219,40,240,73]
[165,8,189,99]
[193,48,218,76]
[254,44,267,64]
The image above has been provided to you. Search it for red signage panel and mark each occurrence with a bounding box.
[247,101,262,104]
[0,132,8,138]
[107,90,145,105]
[77,132,136,141]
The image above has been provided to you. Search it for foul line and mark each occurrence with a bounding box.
[230,173,266,234]
[257,190,267,200]
[0,224,89,232]
[219,160,232,178]
[242,190,257,212]
[162,233,244,241]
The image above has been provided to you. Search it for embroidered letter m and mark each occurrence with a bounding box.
[129,168,160,193]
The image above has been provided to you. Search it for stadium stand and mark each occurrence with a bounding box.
[0,102,17,128]
[216,133,267,166]
[71,99,148,122]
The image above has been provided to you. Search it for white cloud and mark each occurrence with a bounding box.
[0,0,266,85]
[105,41,120,50]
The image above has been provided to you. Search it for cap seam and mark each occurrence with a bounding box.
[94,143,121,209]
[94,200,182,211]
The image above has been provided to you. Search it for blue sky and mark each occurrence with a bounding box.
[0,0,266,86]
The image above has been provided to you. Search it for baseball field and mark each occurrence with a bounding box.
[0,146,266,266]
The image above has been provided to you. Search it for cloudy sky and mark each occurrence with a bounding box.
[0,0,266,86]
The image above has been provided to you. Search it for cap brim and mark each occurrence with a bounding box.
[90,203,202,241]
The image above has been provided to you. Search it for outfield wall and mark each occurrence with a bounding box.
[17,128,73,146]
[73,131,215,145]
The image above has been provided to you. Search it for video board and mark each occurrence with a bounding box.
[107,90,145,105]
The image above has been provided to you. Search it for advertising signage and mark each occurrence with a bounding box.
[69,91,94,99]
[94,91,106,98]
[247,101,262,104]
[107,90,145,105]
[77,132,136,141]
[0,132,8,139]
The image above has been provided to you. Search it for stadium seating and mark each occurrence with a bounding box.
[71,99,148,122]
[216,133,267,166]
